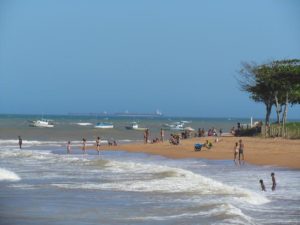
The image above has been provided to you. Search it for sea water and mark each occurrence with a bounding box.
[1,140,300,225]
[0,114,255,142]
[1,115,300,224]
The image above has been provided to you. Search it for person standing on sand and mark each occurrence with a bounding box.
[67,141,71,154]
[233,142,239,162]
[144,129,149,144]
[82,138,87,154]
[160,128,164,142]
[18,136,22,149]
[271,172,276,191]
[144,130,147,144]
[238,139,244,163]
[96,137,101,154]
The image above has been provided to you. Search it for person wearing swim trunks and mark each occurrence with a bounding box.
[96,137,101,155]
[18,136,22,149]
[238,139,244,163]
[271,172,276,191]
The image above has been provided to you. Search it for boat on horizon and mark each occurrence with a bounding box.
[114,109,163,117]
[94,122,114,129]
[29,119,54,128]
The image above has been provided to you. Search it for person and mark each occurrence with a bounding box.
[18,136,22,149]
[108,138,117,146]
[145,129,149,144]
[67,141,71,154]
[259,179,266,191]
[96,137,101,154]
[82,138,87,154]
[233,142,239,162]
[169,134,180,145]
[271,172,276,191]
[201,128,205,137]
[231,127,235,135]
[160,128,164,142]
[205,140,212,149]
[198,128,201,137]
[219,129,223,137]
[238,139,244,163]
[144,130,147,144]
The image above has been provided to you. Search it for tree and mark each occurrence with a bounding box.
[237,59,300,129]
[238,62,276,126]
[270,59,300,127]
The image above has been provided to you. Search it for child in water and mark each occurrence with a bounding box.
[271,172,276,191]
[259,179,266,191]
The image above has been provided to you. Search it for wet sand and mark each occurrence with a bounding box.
[87,137,300,169]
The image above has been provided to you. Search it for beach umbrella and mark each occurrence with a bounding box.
[184,127,195,131]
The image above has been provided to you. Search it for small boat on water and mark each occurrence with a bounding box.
[163,122,185,131]
[76,122,92,126]
[125,122,139,130]
[94,122,114,129]
[29,119,54,128]
[125,122,147,131]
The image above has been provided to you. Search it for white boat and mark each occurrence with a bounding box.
[76,122,92,126]
[125,122,147,131]
[163,122,185,131]
[94,122,114,129]
[29,119,54,128]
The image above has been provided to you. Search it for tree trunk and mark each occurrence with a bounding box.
[265,103,272,126]
[274,93,282,125]
[281,92,289,132]
[264,102,272,137]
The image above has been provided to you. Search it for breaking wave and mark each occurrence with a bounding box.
[0,168,21,181]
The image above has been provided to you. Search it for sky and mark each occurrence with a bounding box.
[0,0,300,118]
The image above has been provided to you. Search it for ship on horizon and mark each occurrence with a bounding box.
[68,110,163,117]
[114,109,163,117]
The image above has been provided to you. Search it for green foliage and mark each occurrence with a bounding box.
[238,59,300,126]
[285,122,300,130]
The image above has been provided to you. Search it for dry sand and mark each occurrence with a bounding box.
[87,137,300,170]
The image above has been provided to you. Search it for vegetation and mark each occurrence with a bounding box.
[237,59,300,138]
[267,122,300,139]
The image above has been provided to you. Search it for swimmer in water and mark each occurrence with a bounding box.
[259,179,266,191]
[271,172,276,191]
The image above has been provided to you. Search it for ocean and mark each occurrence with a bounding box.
[1,115,299,225]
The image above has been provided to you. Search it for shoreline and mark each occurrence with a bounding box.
[88,136,300,170]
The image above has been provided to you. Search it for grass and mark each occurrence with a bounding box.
[285,122,300,130]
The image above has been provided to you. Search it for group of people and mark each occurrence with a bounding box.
[66,137,117,155]
[233,139,245,164]
[197,128,223,137]
[144,128,165,144]
[260,172,277,191]
[169,134,180,145]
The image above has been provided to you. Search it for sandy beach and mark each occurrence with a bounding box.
[91,137,300,170]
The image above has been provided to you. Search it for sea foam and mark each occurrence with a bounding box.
[54,159,270,205]
[0,168,21,181]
